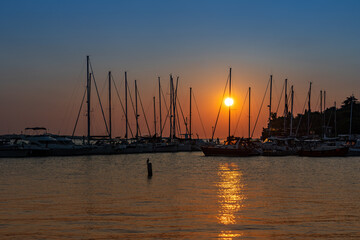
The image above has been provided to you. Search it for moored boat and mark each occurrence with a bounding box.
[0,139,30,157]
[346,139,360,156]
[201,137,261,157]
[298,140,349,157]
[261,137,297,156]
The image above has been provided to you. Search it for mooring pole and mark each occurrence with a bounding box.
[147,158,152,178]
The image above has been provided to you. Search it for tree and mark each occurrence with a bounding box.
[342,95,358,107]
[261,95,360,139]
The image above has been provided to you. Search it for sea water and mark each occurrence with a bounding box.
[0,152,359,239]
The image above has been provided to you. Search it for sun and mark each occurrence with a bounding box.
[224,97,234,106]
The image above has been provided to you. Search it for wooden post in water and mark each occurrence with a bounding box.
[147,158,153,178]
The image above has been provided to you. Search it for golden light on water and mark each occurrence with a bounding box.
[217,163,246,239]
[219,231,243,239]
[217,163,244,224]
[224,97,234,107]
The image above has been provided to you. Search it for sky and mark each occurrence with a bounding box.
[0,0,360,138]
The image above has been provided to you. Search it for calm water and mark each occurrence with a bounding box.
[0,152,359,239]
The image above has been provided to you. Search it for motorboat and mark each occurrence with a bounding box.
[261,136,297,156]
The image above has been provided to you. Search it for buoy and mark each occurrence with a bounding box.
[147,158,153,178]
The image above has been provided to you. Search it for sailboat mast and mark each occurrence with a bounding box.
[324,90,326,138]
[307,82,312,136]
[228,68,232,139]
[86,56,91,144]
[190,87,192,139]
[320,90,323,138]
[284,79,288,134]
[169,75,173,139]
[320,90,323,113]
[173,77,178,139]
[135,80,139,139]
[158,77,162,138]
[269,75,273,135]
[334,101,337,137]
[349,95,353,136]
[153,96,156,137]
[290,85,294,136]
[108,71,112,139]
[249,87,251,139]
[125,72,128,140]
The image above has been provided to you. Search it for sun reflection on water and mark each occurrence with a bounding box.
[219,230,243,239]
[217,163,245,239]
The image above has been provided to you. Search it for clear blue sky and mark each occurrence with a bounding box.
[0,0,359,137]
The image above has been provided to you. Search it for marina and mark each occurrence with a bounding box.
[1,1,360,239]
[1,59,359,158]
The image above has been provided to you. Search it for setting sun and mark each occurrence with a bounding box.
[224,97,234,107]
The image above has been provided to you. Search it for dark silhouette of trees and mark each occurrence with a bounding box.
[261,95,360,139]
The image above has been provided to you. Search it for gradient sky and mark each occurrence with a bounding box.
[1,0,360,138]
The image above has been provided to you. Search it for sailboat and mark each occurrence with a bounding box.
[201,136,261,157]
[201,68,261,157]
[261,79,297,156]
[297,90,349,157]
